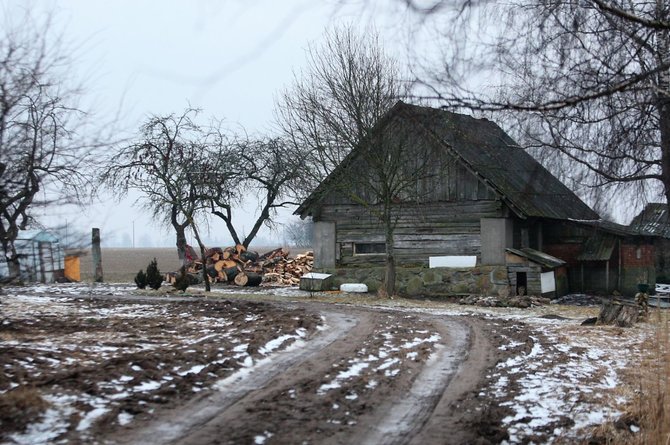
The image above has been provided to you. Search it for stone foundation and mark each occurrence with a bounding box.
[316,265,510,297]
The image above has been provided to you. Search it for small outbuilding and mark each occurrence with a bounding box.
[505,248,567,298]
[7,230,65,283]
[629,203,670,280]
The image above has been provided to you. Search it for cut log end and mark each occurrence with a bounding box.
[234,272,262,287]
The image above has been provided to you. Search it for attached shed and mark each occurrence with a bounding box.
[8,230,64,283]
[543,220,655,296]
[505,248,567,297]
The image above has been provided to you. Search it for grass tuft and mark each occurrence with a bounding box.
[0,386,49,432]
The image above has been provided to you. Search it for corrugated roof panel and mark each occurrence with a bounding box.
[577,235,617,261]
[629,203,670,238]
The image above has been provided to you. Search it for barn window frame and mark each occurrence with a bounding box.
[353,242,386,255]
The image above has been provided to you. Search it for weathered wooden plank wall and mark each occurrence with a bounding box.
[507,264,542,295]
[312,118,507,267]
[318,200,504,266]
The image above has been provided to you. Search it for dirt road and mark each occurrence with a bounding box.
[108,303,510,445]
[3,286,572,444]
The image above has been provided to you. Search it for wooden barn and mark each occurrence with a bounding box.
[296,101,653,296]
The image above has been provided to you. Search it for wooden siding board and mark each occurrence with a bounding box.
[320,199,501,266]
[319,201,503,222]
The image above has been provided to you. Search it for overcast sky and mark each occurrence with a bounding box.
[2,0,414,248]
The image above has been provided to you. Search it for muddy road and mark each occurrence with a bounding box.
[109,302,509,445]
[1,290,522,445]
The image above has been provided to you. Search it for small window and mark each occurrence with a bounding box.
[354,243,386,255]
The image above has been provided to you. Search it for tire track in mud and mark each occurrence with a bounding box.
[112,310,360,445]
[358,317,473,444]
[112,306,497,445]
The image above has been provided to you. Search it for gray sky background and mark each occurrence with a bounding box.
[2,0,413,248]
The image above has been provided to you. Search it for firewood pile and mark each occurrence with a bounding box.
[164,244,313,287]
[261,251,314,286]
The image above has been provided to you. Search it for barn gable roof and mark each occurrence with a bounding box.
[296,101,599,221]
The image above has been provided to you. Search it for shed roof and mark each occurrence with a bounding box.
[629,203,670,238]
[575,219,645,238]
[577,234,617,261]
[16,230,59,243]
[296,101,599,221]
[506,247,566,269]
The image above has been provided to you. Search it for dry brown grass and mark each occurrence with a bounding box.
[79,248,182,283]
[607,309,670,445]
[635,309,670,445]
[0,386,49,432]
[77,245,299,283]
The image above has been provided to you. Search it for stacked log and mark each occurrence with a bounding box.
[164,245,313,287]
[262,251,314,286]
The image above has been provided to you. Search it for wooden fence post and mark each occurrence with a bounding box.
[92,228,103,283]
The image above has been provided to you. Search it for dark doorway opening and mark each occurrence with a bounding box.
[516,272,527,295]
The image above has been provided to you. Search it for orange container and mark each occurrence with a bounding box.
[64,255,81,282]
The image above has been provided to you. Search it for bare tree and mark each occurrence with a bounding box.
[203,136,303,248]
[104,108,303,292]
[0,11,95,278]
[368,0,670,216]
[334,110,446,296]
[278,25,426,296]
[276,25,407,196]
[102,109,215,290]
[494,1,670,215]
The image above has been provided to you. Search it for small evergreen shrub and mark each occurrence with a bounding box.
[134,269,147,289]
[145,258,163,290]
[173,267,190,293]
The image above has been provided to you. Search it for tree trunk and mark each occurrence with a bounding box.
[383,211,396,297]
[0,229,20,279]
[657,27,670,207]
[660,105,670,207]
[5,251,20,280]
[189,224,210,292]
[171,205,188,263]
[384,253,396,297]
[175,227,187,263]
